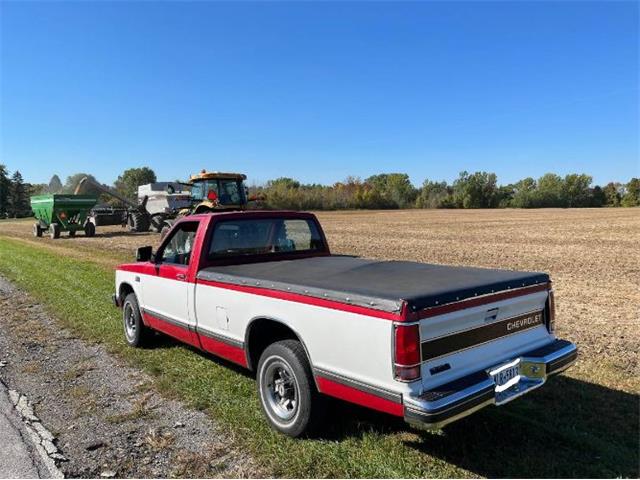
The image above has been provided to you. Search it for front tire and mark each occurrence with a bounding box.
[257,340,323,437]
[150,214,165,233]
[33,223,42,237]
[122,293,152,347]
[50,223,60,239]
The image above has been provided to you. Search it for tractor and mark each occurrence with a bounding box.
[157,171,256,237]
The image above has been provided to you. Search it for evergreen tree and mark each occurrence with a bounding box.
[9,171,30,217]
[0,165,10,218]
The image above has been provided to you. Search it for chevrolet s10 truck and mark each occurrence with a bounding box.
[113,211,577,437]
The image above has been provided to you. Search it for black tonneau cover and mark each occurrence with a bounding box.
[197,256,549,314]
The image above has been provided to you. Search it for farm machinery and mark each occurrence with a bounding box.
[74,176,152,233]
[31,194,98,239]
[30,177,154,239]
[29,171,256,239]
[148,171,253,237]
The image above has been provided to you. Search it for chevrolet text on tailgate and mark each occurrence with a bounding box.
[113,211,577,437]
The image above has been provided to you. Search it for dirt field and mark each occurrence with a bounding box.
[2,208,638,379]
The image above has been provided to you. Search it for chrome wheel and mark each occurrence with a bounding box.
[261,358,299,422]
[124,302,137,341]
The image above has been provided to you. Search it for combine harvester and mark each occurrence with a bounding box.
[137,182,192,232]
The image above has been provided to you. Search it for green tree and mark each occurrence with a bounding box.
[114,167,157,202]
[452,171,500,208]
[510,177,537,208]
[48,174,63,193]
[496,184,516,208]
[415,180,453,208]
[28,183,48,197]
[602,182,622,207]
[365,173,416,208]
[535,173,565,207]
[589,185,606,207]
[0,165,10,217]
[8,171,30,217]
[621,178,640,207]
[266,177,301,190]
[563,173,593,207]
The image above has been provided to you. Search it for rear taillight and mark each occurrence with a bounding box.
[394,324,421,382]
[546,289,556,333]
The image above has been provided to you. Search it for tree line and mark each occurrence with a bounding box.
[0,165,157,218]
[1,164,638,219]
[253,172,640,210]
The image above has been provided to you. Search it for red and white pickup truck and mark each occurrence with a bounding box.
[113,211,577,437]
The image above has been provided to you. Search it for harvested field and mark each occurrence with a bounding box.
[3,209,638,374]
[1,208,638,477]
[315,208,640,381]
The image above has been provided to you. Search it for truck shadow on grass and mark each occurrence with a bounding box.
[148,336,638,478]
[323,375,639,478]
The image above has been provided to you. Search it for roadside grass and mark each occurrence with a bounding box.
[0,237,637,478]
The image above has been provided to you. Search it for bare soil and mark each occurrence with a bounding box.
[314,208,640,386]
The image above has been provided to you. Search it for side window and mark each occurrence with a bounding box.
[160,222,198,265]
[218,180,242,205]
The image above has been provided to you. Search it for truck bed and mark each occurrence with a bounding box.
[197,256,549,313]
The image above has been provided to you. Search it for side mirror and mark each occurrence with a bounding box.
[136,246,153,262]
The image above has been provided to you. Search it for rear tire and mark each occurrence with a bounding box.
[84,221,96,237]
[50,223,60,239]
[257,339,324,437]
[33,223,42,237]
[128,211,151,233]
[122,293,152,348]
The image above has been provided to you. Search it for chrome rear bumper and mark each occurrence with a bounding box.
[404,339,577,429]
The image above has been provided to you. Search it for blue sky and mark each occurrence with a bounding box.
[1,1,638,187]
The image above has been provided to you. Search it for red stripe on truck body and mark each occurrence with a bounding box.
[315,376,404,417]
[199,335,248,367]
[196,278,405,321]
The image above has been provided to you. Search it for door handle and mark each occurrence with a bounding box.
[176,273,186,281]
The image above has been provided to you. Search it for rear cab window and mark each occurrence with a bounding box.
[208,217,325,259]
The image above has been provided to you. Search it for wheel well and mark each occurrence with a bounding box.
[245,318,307,371]
[118,283,135,304]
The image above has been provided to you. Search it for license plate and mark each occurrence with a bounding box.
[489,358,521,393]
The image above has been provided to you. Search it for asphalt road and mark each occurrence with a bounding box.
[0,382,56,478]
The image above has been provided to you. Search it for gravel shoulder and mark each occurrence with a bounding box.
[0,276,259,478]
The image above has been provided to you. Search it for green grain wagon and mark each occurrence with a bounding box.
[30,194,98,239]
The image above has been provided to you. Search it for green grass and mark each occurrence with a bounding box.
[0,236,637,478]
